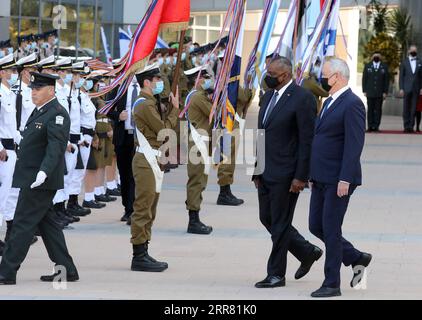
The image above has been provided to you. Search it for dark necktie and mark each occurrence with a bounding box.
[263,91,279,126]
[130,84,139,128]
[320,96,333,119]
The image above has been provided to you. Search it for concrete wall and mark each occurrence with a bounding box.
[0,1,11,41]
[123,0,149,25]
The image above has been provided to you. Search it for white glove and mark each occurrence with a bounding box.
[30,171,47,189]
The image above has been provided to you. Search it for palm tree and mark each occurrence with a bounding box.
[390,8,414,60]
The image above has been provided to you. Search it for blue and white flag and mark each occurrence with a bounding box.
[155,36,169,49]
[101,26,113,65]
[320,0,339,57]
[119,27,132,59]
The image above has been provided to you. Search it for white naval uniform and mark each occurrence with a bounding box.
[0,85,21,224]
[53,83,82,204]
[19,81,36,132]
[70,90,96,196]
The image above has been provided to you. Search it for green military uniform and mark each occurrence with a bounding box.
[302,76,329,114]
[0,73,78,283]
[217,87,253,187]
[91,97,114,168]
[131,92,178,246]
[159,63,172,101]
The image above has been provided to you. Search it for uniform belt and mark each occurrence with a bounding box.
[136,146,161,157]
[96,118,110,123]
[0,139,15,151]
[69,134,81,144]
[81,127,95,137]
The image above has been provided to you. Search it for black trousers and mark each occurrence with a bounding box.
[403,92,418,130]
[0,189,77,280]
[258,178,315,277]
[115,131,135,215]
[367,97,383,130]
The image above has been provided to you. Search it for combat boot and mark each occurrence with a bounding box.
[187,210,213,235]
[67,195,91,217]
[217,185,244,206]
[131,243,168,272]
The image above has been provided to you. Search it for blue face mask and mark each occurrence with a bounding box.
[74,78,85,89]
[63,73,73,85]
[192,56,197,65]
[7,48,13,55]
[7,73,19,87]
[42,43,49,49]
[165,57,171,65]
[0,51,4,58]
[201,78,214,91]
[54,38,59,45]
[152,80,164,95]
[181,53,186,61]
[157,57,164,66]
[189,45,195,53]
[25,44,31,51]
[31,42,37,50]
[83,80,94,91]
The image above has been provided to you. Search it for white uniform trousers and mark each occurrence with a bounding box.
[69,134,93,195]
[53,144,79,204]
[0,150,17,224]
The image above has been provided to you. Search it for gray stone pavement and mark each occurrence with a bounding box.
[0,104,422,300]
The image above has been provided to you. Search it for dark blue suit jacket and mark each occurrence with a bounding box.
[255,83,317,183]
[310,88,366,185]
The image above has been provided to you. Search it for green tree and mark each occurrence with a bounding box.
[390,8,413,59]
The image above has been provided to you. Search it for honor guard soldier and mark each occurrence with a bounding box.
[0,72,79,285]
[65,62,94,217]
[36,55,56,74]
[53,57,85,226]
[0,53,21,255]
[130,64,179,272]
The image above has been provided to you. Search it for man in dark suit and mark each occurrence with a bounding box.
[362,51,389,132]
[253,56,322,289]
[309,58,371,298]
[107,81,138,223]
[0,72,78,284]
[399,45,422,133]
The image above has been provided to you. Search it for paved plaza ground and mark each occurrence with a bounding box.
[0,104,421,300]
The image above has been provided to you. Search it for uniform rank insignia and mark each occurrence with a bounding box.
[56,116,64,125]
[35,122,43,129]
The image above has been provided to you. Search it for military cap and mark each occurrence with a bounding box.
[0,39,11,49]
[54,57,73,70]
[28,72,59,89]
[72,61,90,75]
[34,33,44,41]
[0,53,16,70]
[37,55,56,71]
[16,53,39,68]
[184,65,210,78]
[44,30,58,39]
[135,63,161,83]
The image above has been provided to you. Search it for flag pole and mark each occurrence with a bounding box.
[292,0,301,70]
[171,29,187,96]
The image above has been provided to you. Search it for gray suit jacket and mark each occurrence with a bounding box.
[399,57,422,94]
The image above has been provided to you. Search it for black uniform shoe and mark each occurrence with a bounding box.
[217,185,244,206]
[311,286,341,298]
[67,203,91,217]
[187,211,212,235]
[95,194,117,203]
[295,246,323,280]
[350,252,372,288]
[131,244,168,272]
[255,276,285,288]
[0,274,16,285]
[120,212,132,222]
[106,188,121,197]
[40,272,79,282]
[83,200,106,209]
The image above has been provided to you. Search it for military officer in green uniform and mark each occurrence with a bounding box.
[130,64,179,272]
[0,72,79,285]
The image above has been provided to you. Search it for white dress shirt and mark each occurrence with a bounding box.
[20,81,36,132]
[55,83,81,135]
[79,91,96,130]
[125,82,140,130]
[409,56,417,74]
[321,85,350,118]
[373,61,380,70]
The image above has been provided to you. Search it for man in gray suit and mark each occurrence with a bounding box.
[399,45,422,133]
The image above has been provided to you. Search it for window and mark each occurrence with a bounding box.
[209,15,221,27]
[194,15,207,26]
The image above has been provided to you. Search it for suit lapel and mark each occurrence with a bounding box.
[258,90,273,129]
[316,89,351,131]
[26,99,55,125]
[264,83,294,129]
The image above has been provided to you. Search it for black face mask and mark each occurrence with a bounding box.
[264,75,281,89]
[373,57,380,63]
[320,77,332,92]
[410,51,417,57]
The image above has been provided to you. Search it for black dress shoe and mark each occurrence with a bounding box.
[0,274,16,285]
[67,203,91,217]
[311,286,341,298]
[126,216,132,225]
[351,252,372,288]
[120,213,132,222]
[40,272,79,282]
[295,246,323,280]
[106,188,121,197]
[255,275,285,288]
[95,194,117,203]
[83,200,106,209]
